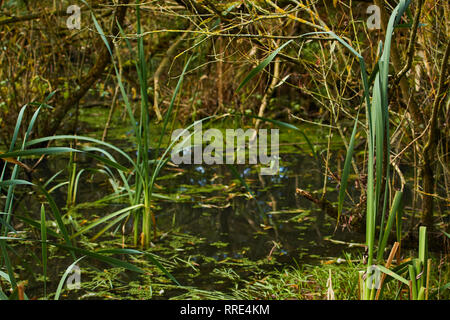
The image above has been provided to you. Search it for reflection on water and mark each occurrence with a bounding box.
[15,126,369,297]
[32,143,366,265]
[152,153,365,263]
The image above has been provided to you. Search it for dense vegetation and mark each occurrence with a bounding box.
[0,0,448,300]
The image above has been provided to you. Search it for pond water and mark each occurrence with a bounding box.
[5,108,382,299]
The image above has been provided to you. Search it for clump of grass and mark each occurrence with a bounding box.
[84,0,218,248]
[0,101,179,300]
[317,0,416,299]
[178,252,448,300]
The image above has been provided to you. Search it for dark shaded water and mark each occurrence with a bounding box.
[17,140,367,298]
[10,113,417,298]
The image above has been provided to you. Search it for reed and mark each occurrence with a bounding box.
[84,0,200,247]
[313,0,413,299]
[0,101,179,299]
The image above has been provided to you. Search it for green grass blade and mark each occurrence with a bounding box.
[0,180,34,188]
[82,149,130,173]
[0,147,79,159]
[54,257,85,300]
[337,113,359,222]
[38,186,75,259]
[89,8,140,146]
[418,226,427,289]
[409,264,417,299]
[305,31,362,59]
[377,191,403,261]
[376,264,410,286]
[98,248,180,286]
[237,40,293,92]
[417,286,426,300]
[0,241,17,290]
[43,170,64,189]
[71,204,143,239]
[0,289,7,300]
[14,215,60,239]
[40,204,47,298]
[90,212,130,241]
[155,56,193,161]
[51,243,145,274]
[8,105,27,152]
[149,116,216,190]
[25,136,141,178]
[23,106,41,144]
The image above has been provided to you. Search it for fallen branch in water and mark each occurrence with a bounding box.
[295,188,364,231]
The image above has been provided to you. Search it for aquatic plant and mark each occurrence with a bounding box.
[0,102,178,299]
[80,0,211,247]
[292,0,422,299]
